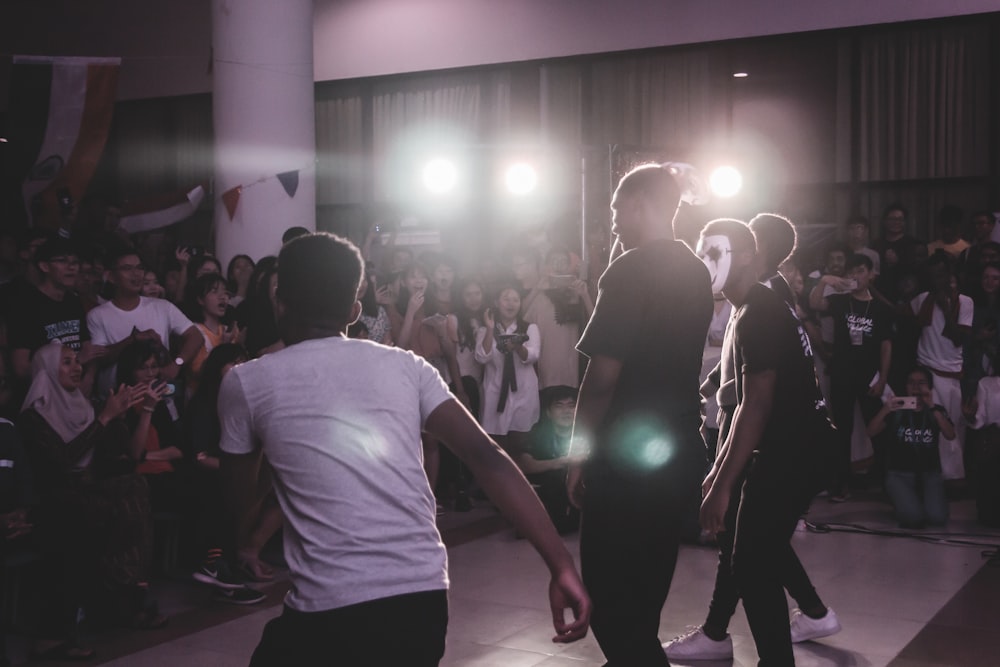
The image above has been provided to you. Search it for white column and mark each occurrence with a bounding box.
[212,0,315,265]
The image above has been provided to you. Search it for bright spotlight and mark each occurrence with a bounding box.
[504,162,538,196]
[709,166,743,198]
[422,158,458,194]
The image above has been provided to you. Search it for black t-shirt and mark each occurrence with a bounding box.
[577,239,713,469]
[7,287,90,354]
[826,294,893,376]
[884,408,943,473]
[732,283,830,462]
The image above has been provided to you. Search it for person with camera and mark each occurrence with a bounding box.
[867,366,953,528]
[475,284,541,457]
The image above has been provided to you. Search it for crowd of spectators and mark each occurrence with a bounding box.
[1,197,999,660]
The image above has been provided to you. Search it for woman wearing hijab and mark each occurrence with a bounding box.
[19,342,167,632]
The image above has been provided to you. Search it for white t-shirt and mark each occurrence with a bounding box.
[218,336,453,613]
[87,296,195,393]
[911,292,974,373]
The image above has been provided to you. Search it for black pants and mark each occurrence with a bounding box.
[581,454,701,666]
[249,589,448,667]
[731,457,822,667]
[704,467,822,634]
[830,372,884,491]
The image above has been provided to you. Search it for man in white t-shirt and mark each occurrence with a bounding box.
[910,254,973,480]
[219,233,590,666]
[87,247,203,396]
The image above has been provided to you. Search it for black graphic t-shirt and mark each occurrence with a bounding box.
[884,408,944,473]
[732,283,830,463]
[7,287,90,354]
[827,294,893,376]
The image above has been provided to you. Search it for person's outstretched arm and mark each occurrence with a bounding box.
[424,399,591,643]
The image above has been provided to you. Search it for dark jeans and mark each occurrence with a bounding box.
[581,453,701,666]
[704,467,822,635]
[249,589,448,667]
[732,456,823,667]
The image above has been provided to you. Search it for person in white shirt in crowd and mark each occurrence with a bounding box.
[908,252,973,481]
[86,246,203,398]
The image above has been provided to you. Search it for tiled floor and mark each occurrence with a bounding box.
[13,492,1000,666]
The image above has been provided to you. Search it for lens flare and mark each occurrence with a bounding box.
[504,162,538,195]
[607,417,676,473]
[709,166,743,198]
[422,158,458,194]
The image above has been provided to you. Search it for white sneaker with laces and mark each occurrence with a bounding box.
[662,626,734,660]
[789,607,841,643]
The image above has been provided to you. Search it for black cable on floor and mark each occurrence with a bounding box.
[803,520,1000,556]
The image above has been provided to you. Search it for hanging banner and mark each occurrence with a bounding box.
[117,184,206,235]
[222,185,242,220]
[4,55,121,231]
[276,170,300,198]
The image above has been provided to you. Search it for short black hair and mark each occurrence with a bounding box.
[700,218,755,256]
[34,236,78,266]
[281,226,311,245]
[846,253,874,271]
[105,244,142,270]
[845,215,870,229]
[748,213,796,270]
[615,164,682,223]
[277,232,363,328]
[882,202,908,222]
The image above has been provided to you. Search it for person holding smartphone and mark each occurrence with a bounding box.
[867,366,953,528]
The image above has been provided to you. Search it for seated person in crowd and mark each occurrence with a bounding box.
[517,385,580,535]
[87,246,203,398]
[185,343,266,604]
[867,366,953,528]
[19,342,166,630]
[926,205,970,260]
[115,340,185,514]
[8,238,96,391]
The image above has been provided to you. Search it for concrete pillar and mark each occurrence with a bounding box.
[212,0,315,265]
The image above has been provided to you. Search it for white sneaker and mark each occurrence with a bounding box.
[663,626,734,660]
[789,607,841,643]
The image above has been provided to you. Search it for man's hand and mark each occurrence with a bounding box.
[549,566,591,643]
[566,465,585,509]
[868,378,887,397]
[700,482,730,534]
[133,328,162,345]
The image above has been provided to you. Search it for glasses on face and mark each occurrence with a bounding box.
[47,256,81,267]
[115,263,146,273]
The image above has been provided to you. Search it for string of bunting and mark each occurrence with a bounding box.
[221,162,314,220]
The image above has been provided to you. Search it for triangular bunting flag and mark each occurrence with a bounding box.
[222,185,242,220]
[277,170,299,198]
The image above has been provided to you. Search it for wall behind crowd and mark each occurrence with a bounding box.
[1,8,998,274]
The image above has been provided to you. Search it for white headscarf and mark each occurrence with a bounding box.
[21,341,95,443]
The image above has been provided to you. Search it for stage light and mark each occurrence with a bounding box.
[709,166,742,198]
[733,72,749,78]
[422,158,458,194]
[504,162,538,196]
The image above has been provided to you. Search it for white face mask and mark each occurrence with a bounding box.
[697,234,734,293]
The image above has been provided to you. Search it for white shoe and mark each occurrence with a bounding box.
[789,607,841,643]
[663,626,734,660]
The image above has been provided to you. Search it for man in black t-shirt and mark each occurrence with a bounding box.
[811,253,893,498]
[567,164,713,666]
[699,218,836,667]
[8,238,94,384]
